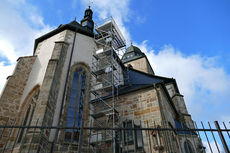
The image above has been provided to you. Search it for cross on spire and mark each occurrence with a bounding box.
[88,0,93,8]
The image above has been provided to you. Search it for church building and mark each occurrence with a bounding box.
[0,7,204,153]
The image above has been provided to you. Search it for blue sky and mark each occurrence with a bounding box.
[0,0,230,123]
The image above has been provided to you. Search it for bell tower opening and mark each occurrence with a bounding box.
[80,6,94,32]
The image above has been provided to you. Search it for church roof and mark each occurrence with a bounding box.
[121,45,146,63]
[33,20,94,54]
[91,68,179,116]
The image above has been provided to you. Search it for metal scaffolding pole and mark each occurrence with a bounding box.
[89,17,126,153]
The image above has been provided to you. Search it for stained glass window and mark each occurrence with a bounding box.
[65,68,86,141]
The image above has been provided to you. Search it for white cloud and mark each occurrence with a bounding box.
[0,38,18,63]
[0,0,53,92]
[0,62,15,96]
[80,0,131,43]
[203,141,224,153]
[136,16,146,24]
[220,115,230,123]
[137,41,230,120]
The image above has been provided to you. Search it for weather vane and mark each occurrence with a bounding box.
[88,0,93,8]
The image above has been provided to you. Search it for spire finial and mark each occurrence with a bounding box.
[88,0,93,9]
[74,17,76,21]
[130,40,133,46]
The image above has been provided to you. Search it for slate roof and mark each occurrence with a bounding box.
[91,67,180,116]
[126,69,165,85]
[33,20,94,54]
[121,45,146,63]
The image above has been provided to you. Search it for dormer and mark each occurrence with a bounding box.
[121,45,155,75]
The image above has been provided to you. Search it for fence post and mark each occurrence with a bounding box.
[214,121,229,153]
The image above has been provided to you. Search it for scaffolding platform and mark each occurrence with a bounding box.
[93,48,118,62]
[95,17,126,49]
[91,83,117,94]
[90,108,118,118]
[90,132,113,144]
[92,65,117,76]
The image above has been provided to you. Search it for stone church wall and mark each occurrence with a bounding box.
[0,56,36,150]
[124,57,149,74]
[19,30,68,109]
[91,86,163,153]
[0,56,36,121]
[118,87,162,153]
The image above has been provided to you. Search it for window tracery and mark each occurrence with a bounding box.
[65,65,89,141]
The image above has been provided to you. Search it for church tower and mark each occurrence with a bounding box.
[81,6,94,32]
[122,44,155,75]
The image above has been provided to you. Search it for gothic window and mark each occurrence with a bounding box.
[135,125,143,149]
[65,68,87,141]
[124,121,134,145]
[115,130,122,152]
[184,140,195,153]
[17,89,39,143]
[123,121,144,149]
[17,105,31,143]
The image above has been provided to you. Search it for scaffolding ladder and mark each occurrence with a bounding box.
[88,17,126,153]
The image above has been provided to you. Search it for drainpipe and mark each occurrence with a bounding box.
[153,84,165,122]
[153,84,170,153]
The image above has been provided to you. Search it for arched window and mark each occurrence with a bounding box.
[17,89,39,143]
[17,105,31,143]
[65,67,87,141]
[184,140,194,153]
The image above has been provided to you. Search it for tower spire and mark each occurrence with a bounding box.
[80,5,94,32]
[88,0,93,8]
[88,0,91,8]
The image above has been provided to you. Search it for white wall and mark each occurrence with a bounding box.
[71,33,96,66]
[19,30,68,109]
[50,31,97,141]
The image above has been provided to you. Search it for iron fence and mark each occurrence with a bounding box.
[0,118,229,153]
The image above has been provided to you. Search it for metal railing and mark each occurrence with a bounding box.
[0,118,229,153]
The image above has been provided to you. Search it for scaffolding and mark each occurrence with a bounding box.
[89,17,126,153]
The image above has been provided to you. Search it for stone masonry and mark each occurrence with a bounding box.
[0,56,36,150]
[19,41,69,152]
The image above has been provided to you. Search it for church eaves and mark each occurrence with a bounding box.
[33,20,94,55]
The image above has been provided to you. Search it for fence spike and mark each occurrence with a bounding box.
[208,121,220,153]
[2,118,16,153]
[214,121,230,153]
[201,121,213,153]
